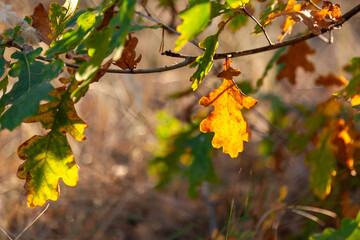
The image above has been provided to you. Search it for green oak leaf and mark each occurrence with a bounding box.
[49,0,79,39]
[226,0,249,8]
[210,1,227,19]
[0,75,8,96]
[190,32,219,91]
[0,48,64,130]
[175,0,211,51]
[345,57,360,77]
[342,58,360,98]
[0,47,8,77]
[72,27,113,99]
[254,0,286,35]
[306,133,336,200]
[45,11,97,58]
[310,211,360,240]
[184,133,217,198]
[109,0,136,60]
[0,47,9,95]
[24,81,87,141]
[226,11,249,32]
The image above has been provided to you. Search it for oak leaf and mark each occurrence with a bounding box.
[199,59,258,158]
[265,0,342,37]
[306,131,336,200]
[18,79,87,207]
[30,3,52,45]
[175,0,211,51]
[114,36,142,70]
[276,41,315,84]
[329,119,356,176]
[315,73,348,87]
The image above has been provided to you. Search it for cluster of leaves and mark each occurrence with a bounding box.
[0,0,359,238]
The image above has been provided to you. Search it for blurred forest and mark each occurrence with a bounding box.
[0,0,360,239]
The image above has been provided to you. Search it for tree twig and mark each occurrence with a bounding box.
[0,226,13,240]
[164,4,360,60]
[306,0,322,10]
[241,7,273,45]
[4,4,359,75]
[135,11,202,49]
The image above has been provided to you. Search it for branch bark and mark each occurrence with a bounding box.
[164,4,360,60]
[4,4,360,75]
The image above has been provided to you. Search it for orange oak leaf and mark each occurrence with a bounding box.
[30,3,52,45]
[265,0,341,37]
[276,41,315,84]
[199,59,258,158]
[330,119,356,176]
[114,36,142,70]
[315,73,348,87]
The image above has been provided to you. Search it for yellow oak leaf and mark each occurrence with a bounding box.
[199,59,258,158]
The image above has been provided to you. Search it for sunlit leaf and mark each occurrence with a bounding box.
[109,0,136,60]
[73,26,113,99]
[175,0,211,51]
[18,79,87,208]
[226,0,249,8]
[200,59,258,158]
[190,33,219,91]
[264,0,342,36]
[17,132,78,208]
[45,11,97,58]
[254,0,286,35]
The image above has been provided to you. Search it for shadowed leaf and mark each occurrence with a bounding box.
[30,3,52,45]
[0,49,64,130]
[276,41,315,84]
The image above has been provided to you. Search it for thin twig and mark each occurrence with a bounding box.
[0,226,13,240]
[135,11,201,49]
[241,7,273,45]
[306,0,322,10]
[14,204,50,240]
[6,40,195,74]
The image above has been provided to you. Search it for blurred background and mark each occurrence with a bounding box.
[0,0,360,239]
